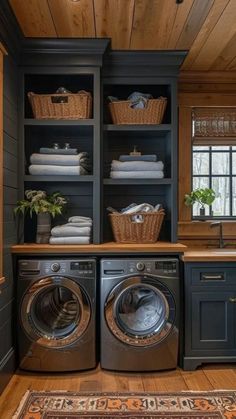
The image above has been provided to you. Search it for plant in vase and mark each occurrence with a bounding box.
[184,188,216,217]
[14,190,67,243]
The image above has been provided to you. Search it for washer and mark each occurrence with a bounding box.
[100,258,180,371]
[17,258,97,372]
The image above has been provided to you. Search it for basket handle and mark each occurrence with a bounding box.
[51,96,68,104]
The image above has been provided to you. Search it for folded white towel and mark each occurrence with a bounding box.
[49,236,91,245]
[68,216,92,223]
[119,154,157,162]
[110,171,164,179]
[29,165,88,175]
[40,147,78,155]
[51,225,91,237]
[111,160,164,171]
[30,153,89,166]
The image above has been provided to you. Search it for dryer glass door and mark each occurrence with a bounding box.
[105,276,176,346]
[21,276,91,348]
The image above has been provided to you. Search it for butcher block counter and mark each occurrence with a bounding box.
[11,242,187,255]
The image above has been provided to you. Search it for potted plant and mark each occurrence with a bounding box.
[184,188,216,217]
[14,190,67,243]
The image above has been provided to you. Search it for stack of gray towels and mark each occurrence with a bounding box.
[110,154,164,179]
[49,216,92,245]
[29,146,91,176]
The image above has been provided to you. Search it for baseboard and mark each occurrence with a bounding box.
[0,348,16,394]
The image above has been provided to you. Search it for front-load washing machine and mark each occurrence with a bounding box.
[17,258,97,372]
[100,258,180,371]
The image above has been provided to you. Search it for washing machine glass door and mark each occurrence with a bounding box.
[21,276,90,348]
[105,276,175,347]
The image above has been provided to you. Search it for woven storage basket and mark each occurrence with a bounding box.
[109,210,165,243]
[28,90,92,119]
[108,97,167,125]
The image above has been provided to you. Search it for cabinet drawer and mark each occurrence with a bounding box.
[190,266,236,286]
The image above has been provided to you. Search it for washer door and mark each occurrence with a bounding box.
[105,276,176,347]
[20,276,91,348]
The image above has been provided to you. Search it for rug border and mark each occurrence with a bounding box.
[12,389,236,419]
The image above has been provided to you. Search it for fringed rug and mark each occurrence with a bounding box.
[13,390,236,419]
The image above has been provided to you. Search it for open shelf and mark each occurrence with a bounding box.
[24,119,95,126]
[104,124,172,132]
[24,175,95,182]
[103,178,172,185]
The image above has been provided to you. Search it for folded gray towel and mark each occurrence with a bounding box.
[68,216,92,223]
[49,236,91,245]
[51,225,91,237]
[110,171,164,179]
[119,155,157,162]
[30,153,89,166]
[40,147,78,155]
[111,160,164,171]
[67,222,92,228]
[29,165,88,175]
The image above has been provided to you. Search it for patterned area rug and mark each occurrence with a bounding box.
[13,390,236,419]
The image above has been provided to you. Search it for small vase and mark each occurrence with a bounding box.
[36,212,51,244]
[199,207,205,217]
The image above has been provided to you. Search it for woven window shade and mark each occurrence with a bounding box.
[192,107,236,145]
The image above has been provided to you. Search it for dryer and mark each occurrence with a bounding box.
[100,258,180,371]
[17,259,97,372]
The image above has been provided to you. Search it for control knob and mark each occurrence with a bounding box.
[136,262,145,271]
[51,262,60,272]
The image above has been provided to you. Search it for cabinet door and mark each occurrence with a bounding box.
[190,291,235,351]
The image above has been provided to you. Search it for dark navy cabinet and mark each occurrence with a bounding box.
[183,262,236,370]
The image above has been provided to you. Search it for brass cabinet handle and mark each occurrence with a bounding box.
[0,277,6,295]
[229,297,236,303]
[0,277,5,285]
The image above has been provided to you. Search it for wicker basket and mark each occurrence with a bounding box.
[109,210,165,243]
[108,97,167,125]
[28,90,92,119]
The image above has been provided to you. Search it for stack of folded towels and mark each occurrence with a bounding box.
[49,216,92,244]
[110,154,164,179]
[29,146,91,176]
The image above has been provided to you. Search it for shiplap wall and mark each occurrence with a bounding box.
[0,52,18,393]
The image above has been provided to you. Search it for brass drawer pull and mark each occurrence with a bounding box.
[0,277,5,285]
[229,297,236,303]
[201,274,224,281]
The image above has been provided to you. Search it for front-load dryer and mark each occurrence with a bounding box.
[17,259,97,372]
[100,258,180,371]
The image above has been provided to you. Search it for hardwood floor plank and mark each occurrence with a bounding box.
[1,365,236,419]
[180,369,214,390]
[203,365,236,389]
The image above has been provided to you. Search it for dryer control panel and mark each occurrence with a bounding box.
[102,258,179,278]
[18,259,96,278]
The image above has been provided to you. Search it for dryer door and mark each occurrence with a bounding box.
[20,276,91,348]
[105,276,176,346]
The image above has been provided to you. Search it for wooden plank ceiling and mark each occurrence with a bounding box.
[9,0,236,71]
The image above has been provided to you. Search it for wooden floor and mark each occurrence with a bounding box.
[1,364,236,418]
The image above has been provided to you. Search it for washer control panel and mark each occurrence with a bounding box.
[18,259,96,278]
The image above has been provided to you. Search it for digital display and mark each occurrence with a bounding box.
[70,262,93,271]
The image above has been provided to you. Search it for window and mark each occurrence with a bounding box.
[192,108,236,218]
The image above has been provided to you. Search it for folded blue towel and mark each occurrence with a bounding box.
[40,147,78,155]
[111,160,164,172]
[119,155,157,162]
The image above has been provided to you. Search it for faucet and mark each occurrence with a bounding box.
[210,221,224,248]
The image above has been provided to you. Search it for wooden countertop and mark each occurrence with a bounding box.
[11,242,186,254]
[182,249,236,262]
